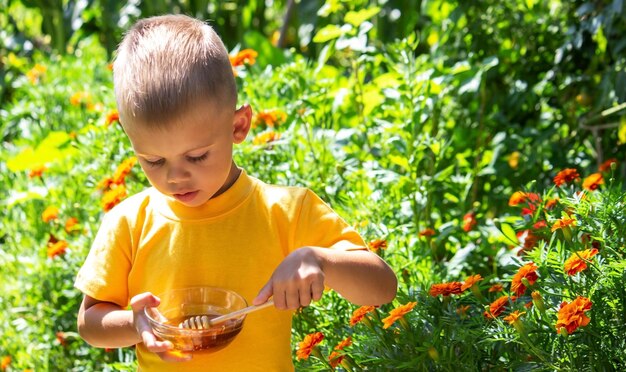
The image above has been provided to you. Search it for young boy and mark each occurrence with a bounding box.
[75,14,397,371]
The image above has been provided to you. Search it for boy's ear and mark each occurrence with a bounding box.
[232,104,252,144]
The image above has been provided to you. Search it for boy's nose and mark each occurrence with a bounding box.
[166,166,191,184]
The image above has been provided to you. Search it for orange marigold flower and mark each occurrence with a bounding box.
[553,168,580,186]
[382,302,417,329]
[97,177,114,190]
[582,173,604,191]
[599,158,617,172]
[42,206,59,223]
[367,239,388,252]
[1,356,11,370]
[47,240,68,258]
[253,131,281,146]
[488,283,504,293]
[564,248,599,275]
[329,351,345,368]
[533,220,547,229]
[510,262,539,296]
[334,336,352,350]
[56,331,68,346]
[461,274,483,291]
[508,191,528,206]
[429,282,463,296]
[229,48,258,67]
[105,109,120,127]
[296,332,324,360]
[462,212,477,232]
[112,157,137,185]
[556,296,592,335]
[102,184,127,212]
[551,216,576,232]
[28,164,46,178]
[544,197,559,209]
[484,295,516,319]
[64,217,80,233]
[349,305,376,326]
[254,109,287,128]
[516,230,539,252]
[503,310,526,325]
[418,228,436,237]
[26,63,47,84]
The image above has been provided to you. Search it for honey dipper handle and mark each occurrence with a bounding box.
[209,299,275,326]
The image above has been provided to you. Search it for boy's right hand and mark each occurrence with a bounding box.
[130,292,192,362]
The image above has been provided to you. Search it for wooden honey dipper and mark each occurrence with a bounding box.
[178,299,274,329]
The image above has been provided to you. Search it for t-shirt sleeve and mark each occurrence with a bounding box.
[292,189,367,251]
[74,210,133,307]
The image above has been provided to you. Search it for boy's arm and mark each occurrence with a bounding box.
[254,246,397,309]
[77,294,190,362]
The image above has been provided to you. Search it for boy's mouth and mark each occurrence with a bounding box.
[173,190,199,203]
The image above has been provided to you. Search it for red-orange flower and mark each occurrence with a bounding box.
[229,49,258,67]
[56,331,68,346]
[102,184,127,212]
[488,283,504,293]
[1,356,11,370]
[544,197,559,209]
[551,216,576,232]
[253,109,287,128]
[334,337,352,350]
[28,164,46,178]
[508,191,527,206]
[582,173,604,191]
[112,157,137,185]
[510,262,539,296]
[429,282,463,296]
[553,168,580,186]
[516,229,539,252]
[349,305,376,326]
[599,158,617,172]
[556,297,592,335]
[70,91,91,106]
[533,220,547,229]
[461,274,483,291]
[367,239,388,252]
[456,305,471,318]
[564,248,599,275]
[64,217,80,233]
[105,109,120,126]
[418,228,436,237]
[47,240,68,258]
[382,302,417,329]
[296,332,324,360]
[484,295,516,319]
[462,212,477,232]
[42,206,59,223]
[503,310,526,325]
[329,351,345,368]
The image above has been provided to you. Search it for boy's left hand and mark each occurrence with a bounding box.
[253,247,325,310]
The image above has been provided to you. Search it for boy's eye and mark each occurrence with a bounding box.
[144,158,165,167]
[187,152,208,163]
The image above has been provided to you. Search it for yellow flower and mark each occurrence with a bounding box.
[42,206,59,223]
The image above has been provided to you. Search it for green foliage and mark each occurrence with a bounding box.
[2,0,626,370]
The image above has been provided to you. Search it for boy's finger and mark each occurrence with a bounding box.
[130,292,160,311]
[311,281,324,301]
[253,281,273,305]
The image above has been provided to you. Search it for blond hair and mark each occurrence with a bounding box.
[113,14,237,128]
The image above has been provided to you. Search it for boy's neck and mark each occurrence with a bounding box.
[213,161,241,199]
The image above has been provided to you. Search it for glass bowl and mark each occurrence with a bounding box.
[144,286,247,352]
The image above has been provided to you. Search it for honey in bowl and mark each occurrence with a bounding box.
[166,314,243,352]
[144,287,248,353]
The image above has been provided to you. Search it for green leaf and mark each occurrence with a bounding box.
[313,25,347,43]
[243,30,287,66]
[344,7,381,27]
[500,223,519,245]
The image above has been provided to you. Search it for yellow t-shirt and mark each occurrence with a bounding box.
[75,170,366,371]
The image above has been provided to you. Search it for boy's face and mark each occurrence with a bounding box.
[124,103,252,207]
